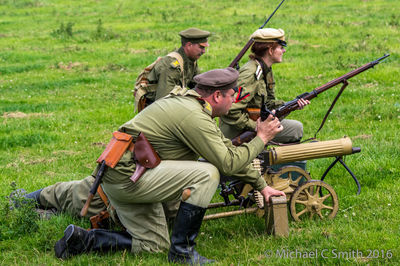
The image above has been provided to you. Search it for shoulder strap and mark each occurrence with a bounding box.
[255,58,269,91]
[97,185,109,207]
[167,51,186,88]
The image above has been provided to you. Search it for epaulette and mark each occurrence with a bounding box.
[196,98,212,116]
[170,60,180,69]
[169,85,188,96]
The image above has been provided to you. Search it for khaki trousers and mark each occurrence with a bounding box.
[272,119,303,143]
[40,176,106,218]
[102,160,220,253]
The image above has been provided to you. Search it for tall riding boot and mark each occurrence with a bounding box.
[168,202,214,265]
[54,224,132,259]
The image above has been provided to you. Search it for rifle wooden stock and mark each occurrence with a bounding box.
[229,40,254,69]
[81,160,106,217]
[232,131,256,146]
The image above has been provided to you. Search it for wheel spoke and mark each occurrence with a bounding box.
[304,189,311,198]
[315,185,321,195]
[297,208,308,217]
[292,177,300,186]
[321,204,334,210]
[295,200,308,206]
[287,172,292,180]
[317,210,324,219]
[320,193,332,202]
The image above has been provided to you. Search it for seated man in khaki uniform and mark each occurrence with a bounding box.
[135,27,210,110]
[220,28,310,143]
[54,67,285,264]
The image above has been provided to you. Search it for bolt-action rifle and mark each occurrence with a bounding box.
[231,54,390,146]
[229,0,286,69]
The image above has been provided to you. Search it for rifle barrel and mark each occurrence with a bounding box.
[275,54,390,118]
[308,54,390,100]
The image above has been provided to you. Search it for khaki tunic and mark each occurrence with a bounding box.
[220,59,303,143]
[146,47,200,102]
[101,88,267,253]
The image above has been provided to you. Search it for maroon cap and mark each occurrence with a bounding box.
[194,67,239,91]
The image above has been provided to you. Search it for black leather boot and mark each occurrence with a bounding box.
[168,202,214,265]
[54,224,132,259]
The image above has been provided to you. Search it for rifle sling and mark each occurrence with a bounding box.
[255,58,272,99]
[97,185,109,208]
[312,80,349,139]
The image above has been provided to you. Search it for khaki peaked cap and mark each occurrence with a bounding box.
[194,67,239,91]
[251,28,287,46]
[179,27,210,47]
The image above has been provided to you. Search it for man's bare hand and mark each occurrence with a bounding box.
[296,98,310,110]
[256,113,283,145]
[260,186,285,203]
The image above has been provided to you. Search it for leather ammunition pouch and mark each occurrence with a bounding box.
[130,132,161,183]
[89,132,160,229]
[97,131,134,168]
[246,108,260,121]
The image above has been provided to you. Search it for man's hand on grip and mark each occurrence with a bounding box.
[260,186,285,204]
[256,112,283,145]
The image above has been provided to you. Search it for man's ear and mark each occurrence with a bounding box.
[213,90,221,103]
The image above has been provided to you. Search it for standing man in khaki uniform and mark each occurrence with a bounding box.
[54,67,285,264]
[137,27,210,107]
[220,28,310,143]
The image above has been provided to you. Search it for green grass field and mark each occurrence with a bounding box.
[1,0,399,264]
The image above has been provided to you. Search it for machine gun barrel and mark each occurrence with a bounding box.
[265,137,358,165]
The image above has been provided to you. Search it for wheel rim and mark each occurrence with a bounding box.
[289,180,339,222]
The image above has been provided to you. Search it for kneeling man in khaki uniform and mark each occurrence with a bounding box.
[54,67,285,264]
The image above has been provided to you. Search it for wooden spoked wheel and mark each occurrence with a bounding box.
[289,180,339,222]
[275,166,312,193]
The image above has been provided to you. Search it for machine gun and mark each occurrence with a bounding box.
[206,137,361,222]
[231,54,390,146]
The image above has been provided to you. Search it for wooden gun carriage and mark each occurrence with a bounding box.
[204,137,361,223]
